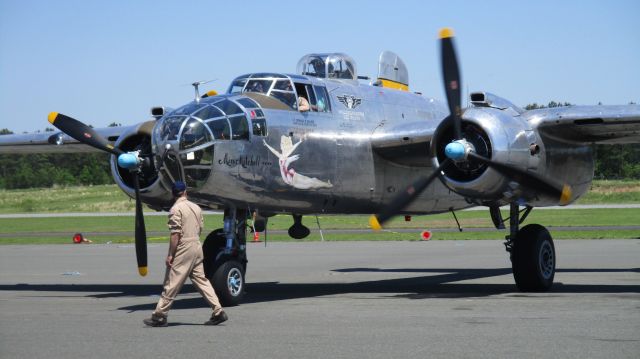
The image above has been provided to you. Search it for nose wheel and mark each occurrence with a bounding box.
[202,208,248,306]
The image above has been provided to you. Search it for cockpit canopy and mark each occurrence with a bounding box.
[296,53,357,80]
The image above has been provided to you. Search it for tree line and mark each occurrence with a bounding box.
[1,103,638,189]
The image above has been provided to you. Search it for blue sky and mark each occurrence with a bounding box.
[1,0,638,133]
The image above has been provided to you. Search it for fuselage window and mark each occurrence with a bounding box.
[229,115,249,140]
[313,86,331,112]
[252,118,267,136]
[294,83,319,112]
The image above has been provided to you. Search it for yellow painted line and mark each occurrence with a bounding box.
[378,79,409,91]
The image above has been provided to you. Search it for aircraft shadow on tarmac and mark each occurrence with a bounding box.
[1,267,638,312]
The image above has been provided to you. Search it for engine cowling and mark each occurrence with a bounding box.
[109,121,174,210]
[431,107,593,206]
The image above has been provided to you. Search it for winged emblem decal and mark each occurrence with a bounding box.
[337,95,362,109]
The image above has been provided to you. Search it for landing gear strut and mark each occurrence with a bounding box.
[503,203,556,292]
[202,208,248,306]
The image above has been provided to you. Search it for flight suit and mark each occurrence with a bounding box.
[151,196,223,320]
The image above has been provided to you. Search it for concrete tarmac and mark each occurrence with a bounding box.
[1,240,639,359]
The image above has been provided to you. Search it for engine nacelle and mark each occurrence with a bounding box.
[431,107,593,206]
[109,121,174,210]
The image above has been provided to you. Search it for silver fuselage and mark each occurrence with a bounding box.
[150,74,470,215]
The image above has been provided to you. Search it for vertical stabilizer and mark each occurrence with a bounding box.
[375,51,409,91]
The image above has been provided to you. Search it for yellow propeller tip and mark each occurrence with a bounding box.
[138,266,148,276]
[369,215,382,231]
[48,112,59,124]
[206,90,218,97]
[560,185,572,205]
[439,28,454,39]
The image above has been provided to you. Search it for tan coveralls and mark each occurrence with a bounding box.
[152,197,223,319]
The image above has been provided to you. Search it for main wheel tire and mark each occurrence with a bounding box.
[512,224,555,292]
[212,260,245,306]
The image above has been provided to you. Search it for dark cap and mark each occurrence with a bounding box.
[171,181,187,196]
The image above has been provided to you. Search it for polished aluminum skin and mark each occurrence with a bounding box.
[1,52,639,216]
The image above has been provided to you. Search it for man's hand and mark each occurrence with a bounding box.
[165,255,174,268]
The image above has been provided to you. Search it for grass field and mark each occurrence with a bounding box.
[0,180,638,214]
[0,180,637,244]
[0,207,637,244]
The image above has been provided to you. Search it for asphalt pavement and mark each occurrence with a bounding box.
[1,240,639,359]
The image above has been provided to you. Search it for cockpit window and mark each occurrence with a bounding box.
[327,57,355,79]
[244,79,271,94]
[228,78,246,93]
[274,80,293,91]
[180,118,212,150]
[296,53,357,80]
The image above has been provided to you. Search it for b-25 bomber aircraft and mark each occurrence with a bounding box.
[2,29,639,306]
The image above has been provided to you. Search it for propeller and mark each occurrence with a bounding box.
[48,112,149,276]
[370,28,572,230]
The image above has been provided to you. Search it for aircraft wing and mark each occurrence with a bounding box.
[524,105,640,144]
[370,121,436,167]
[0,125,132,154]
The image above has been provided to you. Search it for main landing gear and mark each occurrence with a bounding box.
[202,208,248,306]
[497,203,556,291]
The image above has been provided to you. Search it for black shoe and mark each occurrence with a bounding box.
[204,311,228,325]
[143,317,168,327]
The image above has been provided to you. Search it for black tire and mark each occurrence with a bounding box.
[512,224,555,292]
[212,260,245,306]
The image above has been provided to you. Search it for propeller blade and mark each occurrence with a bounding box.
[371,159,452,230]
[466,152,572,204]
[132,174,148,276]
[48,112,123,155]
[439,28,462,140]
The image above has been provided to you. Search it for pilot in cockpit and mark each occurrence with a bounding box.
[298,95,310,112]
[310,58,325,78]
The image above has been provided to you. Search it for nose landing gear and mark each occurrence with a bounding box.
[202,208,248,306]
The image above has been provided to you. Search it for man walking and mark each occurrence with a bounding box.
[144,181,228,327]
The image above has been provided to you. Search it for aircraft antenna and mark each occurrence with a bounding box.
[191,79,217,103]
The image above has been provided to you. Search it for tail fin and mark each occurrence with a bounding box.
[375,51,409,91]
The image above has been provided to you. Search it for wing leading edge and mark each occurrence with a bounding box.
[525,105,640,144]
